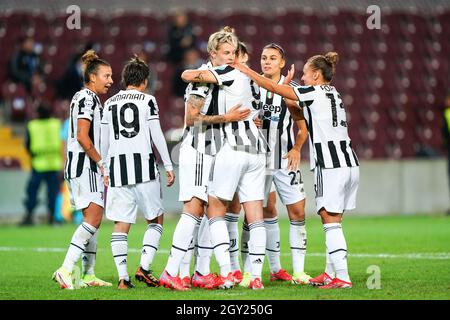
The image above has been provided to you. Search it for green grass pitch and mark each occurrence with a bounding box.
[0,215,449,300]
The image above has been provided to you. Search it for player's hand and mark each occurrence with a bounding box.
[103,175,109,187]
[283,147,301,171]
[253,116,262,128]
[231,61,249,73]
[225,104,250,122]
[166,170,175,187]
[284,64,295,84]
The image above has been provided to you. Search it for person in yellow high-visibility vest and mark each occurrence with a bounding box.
[443,93,450,215]
[21,104,63,225]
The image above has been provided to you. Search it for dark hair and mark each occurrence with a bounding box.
[36,104,51,119]
[121,54,150,88]
[237,41,249,57]
[307,52,339,82]
[263,43,285,59]
[81,50,110,84]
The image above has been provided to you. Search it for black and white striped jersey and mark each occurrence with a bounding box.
[290,82,359,170]
[212,65,267,153]
[181,63,223,156]
[260,75,295,170]
[64,88,102,179]
[101,89,172,187]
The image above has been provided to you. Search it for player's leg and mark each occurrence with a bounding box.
[239,152,267,290]
[136,214,164,287]
[53,202,102,289]
[192,214,218,289]
[112,222,135,289]
[226,193,242,283]
[79,172,110,287]
[239,214,252,287]
[314,167,352,289]
[160,198,203,291]
[179,215,199,288]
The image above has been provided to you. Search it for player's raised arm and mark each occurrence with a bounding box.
[181,69,219,84]
[233,62,298,101]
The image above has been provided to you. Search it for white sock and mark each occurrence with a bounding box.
[248,221,266,279]
[111,232,129,281]
[323,223,350,282]
[82,230,97,275]
[241,222,251,273]
[264,217,281,273]
[290,219,307,274]
[140,223,163,271]
[165,213,200,277]
[209,217,231,277]
[225,212,240,272]
[325,247,335,277]
[179,220,199,278]
[63,222,97,273]
[195,215,212,275]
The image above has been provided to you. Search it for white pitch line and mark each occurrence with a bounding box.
[0,246,449,260]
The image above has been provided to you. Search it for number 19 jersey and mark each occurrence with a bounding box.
[102,89,160,187]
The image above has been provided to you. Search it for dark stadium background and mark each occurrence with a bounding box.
[0,0,449,220]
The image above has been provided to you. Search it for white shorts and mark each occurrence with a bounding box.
[178,144,214,203]
[209,143,266,203]
[105,177,164,224]
[264,168,306,207]
[314,166,359,214]
[68,169,104,211]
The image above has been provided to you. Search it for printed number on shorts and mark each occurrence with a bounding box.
[288,170,302,186]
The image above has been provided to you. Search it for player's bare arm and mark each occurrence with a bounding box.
[285,98,304,121]
[77,119,102,164]
[284,117,308,171]
[181,69,218,84]
[186,94,250,126]
[233,62,298,101]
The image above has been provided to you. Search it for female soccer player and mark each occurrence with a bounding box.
[241,43,311,287]
[234,52,359,289]
[101,56,175,289]
[53,50,113,289]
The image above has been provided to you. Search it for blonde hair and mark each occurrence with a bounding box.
[307,52,339,82]
[207,26,238,54]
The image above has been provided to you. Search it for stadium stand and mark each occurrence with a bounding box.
[0,2,448,163]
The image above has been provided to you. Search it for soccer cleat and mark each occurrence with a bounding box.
[291,272,312,285]
[181,276,191,289]
[232,270,243,284]
[239,272,252,287]
[270,269,293,282]
[117,279,135,289]
[135,267,160,287]
[192,272,219,289]
[52,266,74,290]
[159,270,190,291]
[80,274,112,287]
[217,272,235,289]
[248,277,264,290]
[309,272,333,286]
[318,277,352,289]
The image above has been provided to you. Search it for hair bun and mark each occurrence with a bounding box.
[81,49,99,66]
[324,52,339,66]
[222,26,235,33]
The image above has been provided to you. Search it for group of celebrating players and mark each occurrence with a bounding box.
[52,25,359,291]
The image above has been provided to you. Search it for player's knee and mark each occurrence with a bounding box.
[263,205,277,219]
